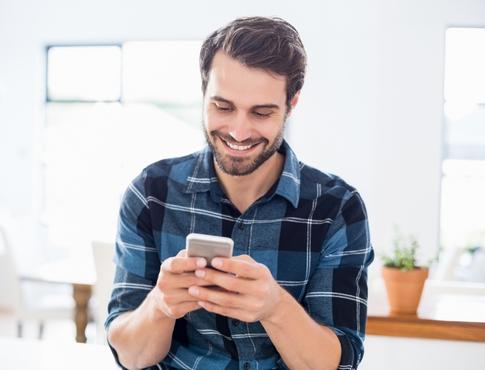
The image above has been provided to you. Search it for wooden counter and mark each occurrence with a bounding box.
[367,282,485,342]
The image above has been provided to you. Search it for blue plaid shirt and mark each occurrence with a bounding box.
[106,140,374,370]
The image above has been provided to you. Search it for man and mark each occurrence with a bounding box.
[106,16,374,370]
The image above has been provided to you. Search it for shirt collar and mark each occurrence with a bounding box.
[184,140,301,208]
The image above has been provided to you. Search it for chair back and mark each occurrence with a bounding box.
[91,241,116,343]
[0,225,22,313]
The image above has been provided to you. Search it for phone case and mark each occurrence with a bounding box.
[186,233,234,265]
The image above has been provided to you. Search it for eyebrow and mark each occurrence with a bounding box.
[211,95,280,110]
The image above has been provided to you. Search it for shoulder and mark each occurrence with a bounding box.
[299,162,358,206]
[131,151,201,194]
[143,152,198,179]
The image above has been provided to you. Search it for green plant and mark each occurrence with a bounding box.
[381,229,422,271]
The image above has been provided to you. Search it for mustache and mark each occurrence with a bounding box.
[210,131,268,146]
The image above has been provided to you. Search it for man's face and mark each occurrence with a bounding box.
[203,51,291,177]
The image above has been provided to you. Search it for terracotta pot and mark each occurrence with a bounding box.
[382,266,429,315]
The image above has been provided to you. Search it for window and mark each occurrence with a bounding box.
[47,45,122,102]
[43,42,204,256]
[439,28,485,283]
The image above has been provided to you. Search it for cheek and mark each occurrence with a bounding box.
[259,120,285,140]
[205,110,229,133]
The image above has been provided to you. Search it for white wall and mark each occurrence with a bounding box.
[361,335,485,370]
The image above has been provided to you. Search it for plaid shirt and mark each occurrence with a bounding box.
[106,140,374,370]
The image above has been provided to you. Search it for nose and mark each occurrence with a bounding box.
[228,112,252,143]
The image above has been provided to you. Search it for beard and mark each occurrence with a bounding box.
[203,121,285,177]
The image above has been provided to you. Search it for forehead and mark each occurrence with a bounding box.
[206,51,286,107]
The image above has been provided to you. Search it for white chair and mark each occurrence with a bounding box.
[0,225,74,339]
[0,225,22,330]
[91,241,116,344]
[431,246,463,281]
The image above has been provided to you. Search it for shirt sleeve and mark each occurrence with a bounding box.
[303,191,374,370]
[112,169,160,281]
[104,170,161,369]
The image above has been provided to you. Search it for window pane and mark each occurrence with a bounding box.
[440,28,485,283]
[122,41,202,104]
[47,46,121,101]
[444,28,485,160]
[43,102,204,252]
[444,28,485,104]
[43,42,205,259]
[444,105,485,160]
[440,159,485,248]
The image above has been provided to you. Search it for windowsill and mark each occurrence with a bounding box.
[367,278,485,342]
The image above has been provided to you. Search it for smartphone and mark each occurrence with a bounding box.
[186,233,234,267]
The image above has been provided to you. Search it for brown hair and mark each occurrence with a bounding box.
[200,16,307,111]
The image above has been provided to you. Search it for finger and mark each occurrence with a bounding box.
[232,254,254,262]
[188,285,246,309]
[177,301,202,314]
[210,256,262,279]
[194,268,254,294]
[162,255,207,273]
[174,272,217,288]
[159,271,212,289]
[161,288,202,305]
[163,301,202,319]
[197,301,253,322]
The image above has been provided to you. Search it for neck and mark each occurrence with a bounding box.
[214,152,284,214]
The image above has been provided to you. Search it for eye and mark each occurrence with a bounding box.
[214,103,233,112]
[252,111,272,118]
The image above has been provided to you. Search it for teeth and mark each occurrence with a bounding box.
[225,141,254,151]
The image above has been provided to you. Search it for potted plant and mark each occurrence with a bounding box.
[381,231,429,315]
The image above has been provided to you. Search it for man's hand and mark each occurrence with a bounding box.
[187,255,284,323]
[150,250,211,319]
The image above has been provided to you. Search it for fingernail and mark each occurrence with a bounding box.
[211,258,222,268]
[189,286,199,296]
[196,258,207,268]
[195,269,205,278]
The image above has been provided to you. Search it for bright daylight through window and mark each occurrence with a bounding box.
[43,42,204,258]
[440,28,485,283]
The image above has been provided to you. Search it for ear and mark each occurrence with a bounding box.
[287,90,301,116]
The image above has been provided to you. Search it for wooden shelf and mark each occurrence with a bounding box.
[367,314,485,342]
[367,290,485,342]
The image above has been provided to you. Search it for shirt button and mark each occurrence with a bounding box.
[243,362,251,370]
[232,319,240,327]
[238,222,245,230]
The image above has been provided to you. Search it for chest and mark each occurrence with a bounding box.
[153,192,334,301]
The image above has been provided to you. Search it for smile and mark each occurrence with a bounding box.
[221,138,261,152]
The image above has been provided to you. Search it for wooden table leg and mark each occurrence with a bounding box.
[73,283,92,343]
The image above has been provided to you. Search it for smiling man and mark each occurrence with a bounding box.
[106,17,374,370]
[203,49,291,213]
